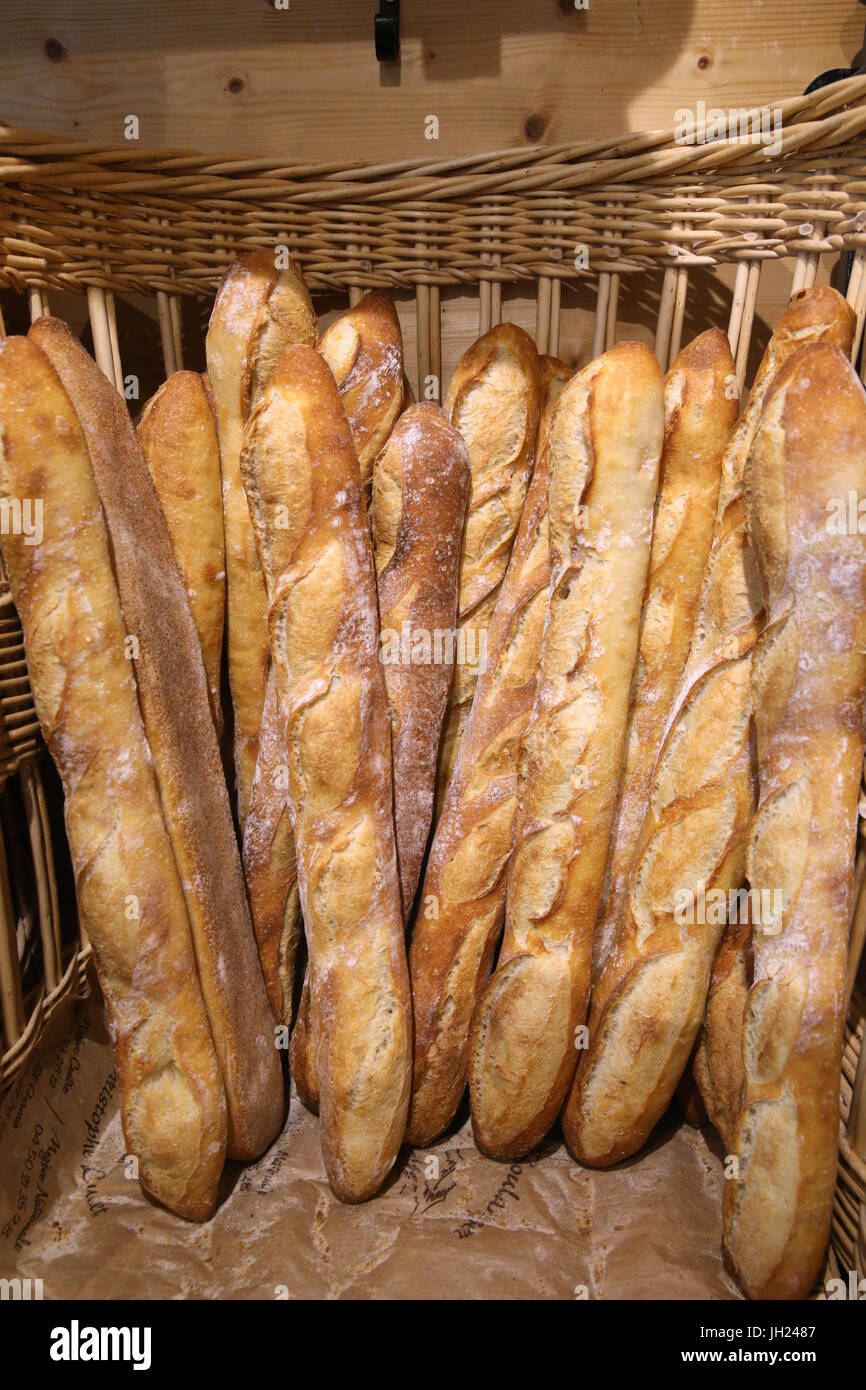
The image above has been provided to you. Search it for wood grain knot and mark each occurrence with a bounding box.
[44,38,67,64]
[697,53,713,71]
[524,113,548,143]
[227,76,245,94]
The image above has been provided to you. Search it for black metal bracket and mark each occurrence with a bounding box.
[375,0,400,63]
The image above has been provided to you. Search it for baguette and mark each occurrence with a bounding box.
[289,966,319,1112]
[240,344,411,1202]
[0,334,227,1220]
[242,669,301,1027]
[288,401,470,1104]
[564,289,856,1169]
[372,403,470,913]
[436,324,540,807]
[591,329,735,974]
[469,341,664,1160]
[318,292,404,489]
[137,370,225,731]
[32,316,283,1163]
[723,342,866,1301]
[406,359,569,1147]
[693,916,752,1148]
[688,286,856,1133]
[206,251,317,828]
[249,291,405,1032]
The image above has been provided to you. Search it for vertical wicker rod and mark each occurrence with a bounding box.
[593,273,611,359]
[479,223,492,336]
[159,215,184,371]
[416,238,431,401]
[727,260,750,354]
[549,277,562,360]
[604,272,620,351]
[669,263,689,367]
[734,262,762,399]
[106,291,123,387]
[28,287,48,320]
[490,224,502,327]
[168,295,184,372]
[536,275,552,356]
[87,285,117,385]
[429,283,442,403]
[156,292,178,376]
[347,241,364,308]
[654,265,678,365]
[846,246,866,364]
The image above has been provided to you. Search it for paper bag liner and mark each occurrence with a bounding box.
[0,990,739,1300]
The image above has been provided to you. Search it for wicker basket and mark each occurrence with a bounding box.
[1,73,865,1292]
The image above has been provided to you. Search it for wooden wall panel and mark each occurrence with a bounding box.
[0,1,860,162]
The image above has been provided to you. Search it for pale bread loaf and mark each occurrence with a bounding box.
[32,316,284,1164]
[469,341,664,1160]
[724,342,866,1300]
[205,251,317,828]
[566,290,856,1168]
[240,344,411,1202]
[436,324,540,808]
[407,356,570,1146]
[0,334,227,1220]
[137,370,225,732]
[318,291,404,489]
[372,403,470,913]
[689,287,856,1133]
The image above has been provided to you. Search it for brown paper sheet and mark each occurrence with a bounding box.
[0,992,740,1300]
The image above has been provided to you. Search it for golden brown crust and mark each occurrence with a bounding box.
[318,292,404,489]
[137,370,225,732]
[537,356,571,448]
[241,344,411,1202]
[592,329,735,973]
[0,334,227,1220]
[242,668,301,1028]
[372,403,470,913]
[565,293,855,1172]
[406,358,567,1147]
[31,316,283,1164]
[693,916,752,1147]
[205,251,317,828]
[680,288,856,1135]
[723,343,866,1301]
[468,341,664,1160]
[289,973,319,1113]
[436,324,541,808]
[287,398,461,1109]
[562,329,737,1166]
